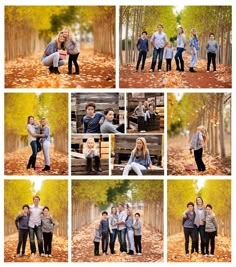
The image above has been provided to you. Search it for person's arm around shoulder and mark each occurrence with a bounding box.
[98,112,105,125]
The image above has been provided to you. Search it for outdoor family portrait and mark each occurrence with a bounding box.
[4,179,68,262]
[4,93,68,175]
[72,180,163,262]
[5,6,115,88]
[119,6,232,88]
[167,93,231,176]
[167,179,231,262]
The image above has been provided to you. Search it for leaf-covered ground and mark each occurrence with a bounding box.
[4,233,68,262]
[4,146,68,176]
[5,48,115,88]
[120,54,232,88]
[72,216,163,262]
[168,232,231,262]
[167,136,231,176]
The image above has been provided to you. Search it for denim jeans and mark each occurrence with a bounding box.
[42,140,50,165]
[42,52,65,68]
[122,162,146,176]
[110,229,118,253]
[194,224,205,254]
[136,50,147,70]
[30,140,38,158]
[184,227,195,254]
[118,228,127,252]
[29,225,44,254]
[150,47,164,71]
[17,229,29,254]
[207,52,216,71]
[190,50,197,67]
[175,47,185,70]
[127,229,135,251]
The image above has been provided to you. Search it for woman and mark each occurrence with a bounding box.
[26,116,45,170]
[175,26,186,71]
[122,137,153,176]
[125,208,135,255]
[41,118,51,171]
[109,207,118,254]
[189,28,199,72]
[194,197,206,255]
[42,31,65,74]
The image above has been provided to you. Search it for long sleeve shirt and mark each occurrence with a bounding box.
[205,213,218,232]
[29,205,43,228]
[15,214,29,230]
[133,220,142,236]
[190,131,203,151]
[100,119,121,134]
[136,38,149,51]
[206,40,218,54]
[117,210,127,231]
[128,150,152,168]
[83,112,104,133]
[41,215,55,233]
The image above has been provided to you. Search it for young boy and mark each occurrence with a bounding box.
[100,211,110,255]
[94,223,102,256]
[183,202,196,257]
[206,33,218,72]
[205,204,218,257]
[100,108,124,134]
[164,42,174,71]
[136,31,149,72]
[15,204,30,257]
[83,102,104,133]
[133,212,142,255]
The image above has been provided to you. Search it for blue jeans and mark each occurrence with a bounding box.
[190,51,197,67]
[30,141,38,158]
[29,225,44,254]
[175,47,185,70]
[118,228,127,252]
[150,47,164,71]
[194,224,205,254]
[110,229,118,253]
[42,52,65,68]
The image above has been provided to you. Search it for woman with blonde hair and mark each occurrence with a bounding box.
[42,31,65,74]
[122,137,153,176]
[189,28,199,72]
[41,118,51,171]
[84,137,102,173]
[125,208,135,255]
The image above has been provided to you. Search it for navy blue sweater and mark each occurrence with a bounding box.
[137,38,149,52]
[83,112,104,133]
[15,214,29,230]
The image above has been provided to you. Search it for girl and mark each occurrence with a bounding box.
[175,26,186,71]
[41,118,51,171]
[63,27,80,75]
[42,31,65,74]
[122,137,153,176]
[109,207,118,254]
[206,33,218,72]
[164,42,174,72]
[93,223,101,256]
[189,28,199,72]
[125,208,134,255]
[41,207,55,257]
[84,138,102,173]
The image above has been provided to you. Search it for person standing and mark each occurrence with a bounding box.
[189,28,199,72]
[206,33,218,72]
[175,26,186,71]
[135,31,149,72]
[117,204,127,254]
[109,207,118,254]
[41,118,51,171]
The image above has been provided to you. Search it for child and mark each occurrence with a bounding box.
[63,27,80,75]
[133,212,142,255]
[15,204,30,257]
[164,42,174,71]
[206,33,218,72]
[84,138,102,173]
[205,204,218,257]
[189,125,207,172]
[83,102,105,133]
[100,211,110,256]
[145,104,157,121]
[183,202,196,256]
[135,31,149,72]
[109,207,118,254]
[41,206,55,257]
[122,137,153,176]
[133,101,145,132]
[189,28,199,72]
[100,108,124,134]
[125,208,134,255]
[94,224,102,256]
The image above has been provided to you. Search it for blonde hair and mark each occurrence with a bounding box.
[167,41,173,47]
[190,28,197,38]
[127,208,133,216]
[144,101,149,108]
[86,137,95,149]
[56,31,64,49]
[197,125,207,143]
[132,137,148,159]
[41,117,49,126]
[63,26,74,40]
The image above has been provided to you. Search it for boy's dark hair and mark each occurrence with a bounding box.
[102,211,108,215]
[43,206,49,211]
[118,203,124,208]
[157,24,163,28]
[104,107,114,115]
[22,204,30,210]
[142,31,147,35]
[187,202,194,208]
[33,195,40,201]
[85,102,96,110]
[196,196,204,204]
[135,212,141,217]
[209,33,215,37]
[206,204,213,209]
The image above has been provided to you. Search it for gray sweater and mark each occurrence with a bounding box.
[41,215,55,233]
[205,214,218,232]
[164,47,174,59]
[15,214,29,230]
[183,211,195,228]
[206,40,218,54]
[100,119,120,134]
[133,220,142,236]
[125,216,134,231]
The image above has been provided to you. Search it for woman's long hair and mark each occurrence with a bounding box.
[56,31,65,50]
[63,26,74,40]
[190,28,198,39]
[132,137,148,159]
[197,125,207,143]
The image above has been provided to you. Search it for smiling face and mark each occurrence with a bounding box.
[59,33,65,43]
[105,110,114,122]
[196,197,203,206]
[43,208,49,216]
[63,29,69,38]
[136,139,143,150]
[87,140,94,149]
[158,25,163,33]
[111,207,117,214]
[210,34,215,41]
[23,206,29,214]
[188,204,194,212]
[33,197,40,207]
[29,117,34,125]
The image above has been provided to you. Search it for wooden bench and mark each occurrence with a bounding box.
[128,114,160,132]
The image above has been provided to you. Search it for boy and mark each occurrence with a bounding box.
[206,33,218,72]
[183,202,196,257]
[205,204,218,257]
[100,211,110,255]
[136,31,149,72]
[133,212,142,255]
[15,204,30,257]
[94,223,101,256]
[83,102,104,133]
[100,108,124,134]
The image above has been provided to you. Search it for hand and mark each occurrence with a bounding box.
[183,214,187,219]
[148,164,153,170]
[190,149,193,154]
[99,119,104,125]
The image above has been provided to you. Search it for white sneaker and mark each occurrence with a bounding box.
[149,69,153,72]
[158,69,162,72]
[103,253,106,256]
[137,253,142,256]
[40,253,45,257]
[48,254,52,258]
[209,254,214,257]
[204,254,208,257]
[122,251,127,254]
[15,254,21,257]
[31,253,35,257]
[186,254,190,257]
[206,71,209,73]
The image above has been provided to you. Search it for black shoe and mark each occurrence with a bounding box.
[96,167,102,172]
[73,72,80,75]
[42,165,50,171]
[49,66,54,73]
[67,71,72,74]
[53,67,60,74]
[127,250,134,255]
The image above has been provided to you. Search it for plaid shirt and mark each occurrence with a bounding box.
[190,131,203,151]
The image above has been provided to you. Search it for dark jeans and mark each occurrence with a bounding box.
[194,224,205,254]
[136,50,147,70]
[86,156,101,171]
[134,235,142,253]
[27,140,38,168]
[184,228,195,254]
[166,59,172,71]
[150,47,164,71]
[118,228,127,252]
[43,232,53,255]
[175,47,185,70]
[207,52,216,71]
[17,229,29,254]
[68,53,80,73]
[102,232,109,253]
[205,231,216,255]
[29,225,44,254]
[110,229,118,254]
[94,241,100,255]
[116,123,125,133]
[194,148,206,171]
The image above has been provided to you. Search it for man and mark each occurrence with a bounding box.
[117,204,127,254]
